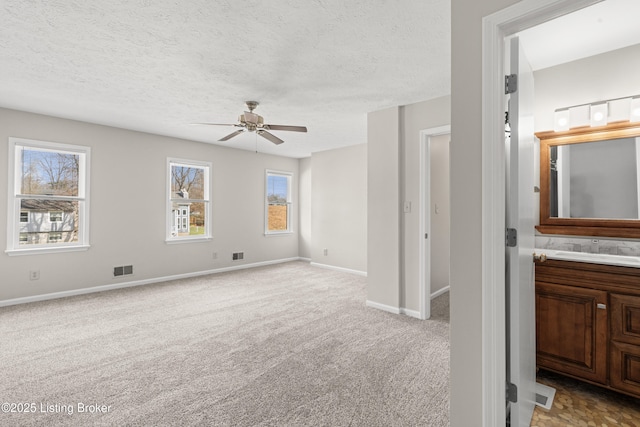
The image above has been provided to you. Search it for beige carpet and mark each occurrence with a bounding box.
[0,261,450,426]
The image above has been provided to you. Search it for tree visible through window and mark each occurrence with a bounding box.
[266,170,292,233]
[7,138,90,253]
[167,159,211,240]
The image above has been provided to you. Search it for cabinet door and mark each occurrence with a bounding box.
[536,282,608,384]
[611,293,640,346]
[610,341,640,397]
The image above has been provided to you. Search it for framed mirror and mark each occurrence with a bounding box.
[537,121,640,238]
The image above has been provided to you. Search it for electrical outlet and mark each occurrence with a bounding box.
[323,248,328,256]
[29,270,40,281]
[212,252,218,260]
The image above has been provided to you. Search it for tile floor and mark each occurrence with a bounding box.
[531,370,640,427]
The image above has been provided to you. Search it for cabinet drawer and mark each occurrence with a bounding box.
[611,293,640,346]
[610,340,640,397]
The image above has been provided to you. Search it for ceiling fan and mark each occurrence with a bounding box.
[194,101,307,145]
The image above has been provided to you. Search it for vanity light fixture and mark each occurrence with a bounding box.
[590,102,608,127]
[553,109,570,131]
[630,97,640,122]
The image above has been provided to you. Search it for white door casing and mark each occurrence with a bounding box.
[419,125,451,320]
[480,1,600,425]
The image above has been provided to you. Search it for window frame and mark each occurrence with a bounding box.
[166,157,212,243]
[265,169,293,235]
[6,137,91,256]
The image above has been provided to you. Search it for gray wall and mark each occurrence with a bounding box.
[367,96,450,313]
[451,0,518,425]
[0,107,300,301]
[401,97,450,311]
[298,156,312,259]
[367,106,401,308]
[430,133,451,294]
[310,144,367,273]
[534,43,640,132]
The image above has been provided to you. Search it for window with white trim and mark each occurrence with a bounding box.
[7,138,90,254]
[167,158,211,241]
[265,170,292,234]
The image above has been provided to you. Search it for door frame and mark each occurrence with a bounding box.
[481,0,601,424]
[419,125,451,320]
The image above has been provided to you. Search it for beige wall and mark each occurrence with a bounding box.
[0,108,300,302]
[367,106,400,308]
[450,0,518,425]
[430,133,450,294]
[310,144,367,273]
[534,42,640,133]
[367,97,450,313]
[298,156,312,259]
[400,97,450,311]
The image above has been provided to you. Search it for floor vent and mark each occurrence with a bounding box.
[114,265,134,277]
[232,252,244,261]
[535,382,556,410]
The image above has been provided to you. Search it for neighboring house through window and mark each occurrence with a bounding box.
[7,137,90,254]
[265,170,292,234]
[167,158,211,241]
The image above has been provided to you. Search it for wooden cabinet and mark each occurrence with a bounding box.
[535,259,640,399]
[610,293,640,396]
[536,282,607,384]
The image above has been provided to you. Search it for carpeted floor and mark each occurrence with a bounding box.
[0,261,450,426]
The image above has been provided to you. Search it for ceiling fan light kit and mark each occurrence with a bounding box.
[195,101,307,145]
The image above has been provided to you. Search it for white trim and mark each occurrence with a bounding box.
[481,1,600,425]
[365,300,401,315]
[419,125,450,321]
[265,169,293,235]
[309,262,367,277]
[400,307,421,319]
[431,285,450,300]
[0,257,304,308]
[7,137,91,254]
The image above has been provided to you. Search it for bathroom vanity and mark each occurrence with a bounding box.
[535,254,640,399]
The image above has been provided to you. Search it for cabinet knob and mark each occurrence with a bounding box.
[533,252,547,263]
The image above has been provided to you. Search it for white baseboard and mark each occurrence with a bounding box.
[367,286,449,319]
[365,300,401,315]
[309,262,367,277]
[431,285,450,299]
[0,257,305,307]
[400,307,422,319]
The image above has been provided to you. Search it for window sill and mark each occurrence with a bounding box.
[165,237,212,245]
[6,245,91,256]
[264,231,294,237]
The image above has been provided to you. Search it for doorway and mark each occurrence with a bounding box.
[419,126,451,320]
[484,0,640,424]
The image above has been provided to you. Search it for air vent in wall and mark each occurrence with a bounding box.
[114,265,134,277]
[232,252,244,261]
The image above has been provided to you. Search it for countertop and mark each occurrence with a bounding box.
[534,249,640,268]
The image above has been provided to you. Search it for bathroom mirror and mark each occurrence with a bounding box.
[537,121,640,238]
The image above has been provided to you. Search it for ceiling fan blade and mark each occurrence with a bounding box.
[258,130,284,145]
[264,124,307,133]
[219,129,245,141]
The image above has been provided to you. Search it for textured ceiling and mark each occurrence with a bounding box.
[0,0,450,158]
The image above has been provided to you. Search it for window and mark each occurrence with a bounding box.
[167,158,211,242]
[7,138,90,254]
[49,211,63,222]
[265,170,292,234]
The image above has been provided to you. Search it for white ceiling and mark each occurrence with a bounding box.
[0,0,450,158]
[519,0,640,71]
[1,1,639,158]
